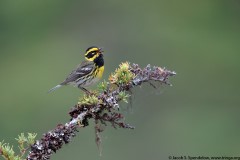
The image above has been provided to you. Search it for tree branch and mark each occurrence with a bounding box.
[25,62,176,160]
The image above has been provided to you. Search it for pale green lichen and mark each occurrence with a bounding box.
[109,62,135,85]
[0,141,20,160]
[26,133,37,145]
[78,93,99,106]
[97,80,108,91]
[0,133,37,160]
[16,133,37,149]
[118,91,130,103]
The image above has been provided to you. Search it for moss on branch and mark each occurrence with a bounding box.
[0,62,176,160]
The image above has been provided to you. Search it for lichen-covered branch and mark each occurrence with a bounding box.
[1,62,176,160]
[26,62,175,160]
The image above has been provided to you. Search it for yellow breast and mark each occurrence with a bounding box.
[96,66,104,78]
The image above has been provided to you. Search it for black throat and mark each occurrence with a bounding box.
[94,54,104,67]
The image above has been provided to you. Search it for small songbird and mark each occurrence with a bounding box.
[48,46,104,93]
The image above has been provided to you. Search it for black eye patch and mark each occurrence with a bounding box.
[86,51,96,58]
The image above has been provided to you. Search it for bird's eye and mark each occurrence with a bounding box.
[86,51,96,58]
[90,52,96,57]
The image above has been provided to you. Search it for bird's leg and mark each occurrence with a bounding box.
[79,86,91,94]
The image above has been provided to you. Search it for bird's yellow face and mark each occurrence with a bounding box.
[84,46,103,62]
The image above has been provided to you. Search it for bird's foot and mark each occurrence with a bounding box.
[85,90,98,96]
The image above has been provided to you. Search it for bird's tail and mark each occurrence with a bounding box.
[48,85,62,93]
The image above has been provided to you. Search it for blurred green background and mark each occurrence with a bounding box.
[1,0,240,159]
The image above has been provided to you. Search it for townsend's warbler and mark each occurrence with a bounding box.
[48,46,104,93]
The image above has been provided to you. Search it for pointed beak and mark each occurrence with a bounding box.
[99,47,104,54]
